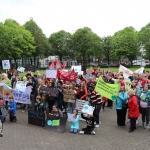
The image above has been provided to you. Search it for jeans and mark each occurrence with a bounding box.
[93,104,101,124]
[67,102,75,113]
[70,128,78,134]
[55,99,63,111]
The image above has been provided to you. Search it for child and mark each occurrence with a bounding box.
[68,109,80,134]
[79,112,96,135]
[34,96,44,113]
[8,96,17,122]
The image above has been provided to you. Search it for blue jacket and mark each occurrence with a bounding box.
[8,101,16,114]
[68,115,80,129]
[116,92,128,110]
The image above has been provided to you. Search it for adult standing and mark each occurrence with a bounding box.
[107,75,114,109]
[115,86,128,127]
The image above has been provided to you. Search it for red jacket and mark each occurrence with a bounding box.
[76,87,88,100]
[128,95,139,118]
[136,78,147,87]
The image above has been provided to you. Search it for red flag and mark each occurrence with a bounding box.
[63,59,68,68]
[49,61,55,69]
[61,69,76,81]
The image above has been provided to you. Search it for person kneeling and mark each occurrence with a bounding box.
[8,96,17,122]
[35,96,44,113]
[68,109,80,134]
[79,112,96,135]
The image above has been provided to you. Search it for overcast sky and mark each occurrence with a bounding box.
[0,0,150,37]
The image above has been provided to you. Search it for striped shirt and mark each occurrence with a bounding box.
[89,90,102,104]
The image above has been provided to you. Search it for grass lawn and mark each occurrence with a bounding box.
[19,67,150,78]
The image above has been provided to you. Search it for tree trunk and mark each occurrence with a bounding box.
[30,57,33,65]
[34,56,36,66]
[21,55,24,67]
[14,58,17,69]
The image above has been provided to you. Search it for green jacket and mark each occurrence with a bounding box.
[0,78,11,87]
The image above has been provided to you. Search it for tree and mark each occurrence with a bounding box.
[48,30,72,61]
[102,36,113,65]
[72,27,103,67]
[139,23,150,60]
[24,20,51,65]
[111,26,139,65]
[1,19,36,67]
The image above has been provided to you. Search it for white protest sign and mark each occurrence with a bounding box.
[134,67,144,74]
[12,86,31,104]
[46,70,57,78]
[17,66,25,72]
[78,71,83,75]
[71,65,81,73]
[81,105,94,115]
[2,60,10,70]
[15,81,27,90]
[67,113,76,122]
[119,65,133,79]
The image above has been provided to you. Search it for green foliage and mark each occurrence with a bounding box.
[48,30,72,60]
[24,20,51,58]
[72,27,103,64]
[111,26,139,64]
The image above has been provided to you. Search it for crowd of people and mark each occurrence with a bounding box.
[0,68,150,135]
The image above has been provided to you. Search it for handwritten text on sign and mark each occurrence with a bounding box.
[64,89,75,103]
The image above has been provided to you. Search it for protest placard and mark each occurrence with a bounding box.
[81,105,94,115]
[40,87,58,97]
[71,65,81,72]
[64,89,75,103]
[25,64,36,72]
[17,66,25,72]
[78,71,83,75]
[2,60,10,70]
[67,113,76,122]
[76,99,89,121]
[46,70,57,78]
[15,81,27,90]
[44,114,67,133]
[95,77,119,100]
[28,110,45,127]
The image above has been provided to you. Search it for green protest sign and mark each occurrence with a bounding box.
[95,77,119,100]
[52,120,60,126]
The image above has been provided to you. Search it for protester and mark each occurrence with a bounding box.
[115,86,128,127]
[68,109,80,134]
[8,96,17,122]
[79,113,96,135]
[0,73,11,87]
[34,96,44,113]
[128,89,139,133]
[137,84,150,129]
[51,105,63,117]
[88,83,102,128]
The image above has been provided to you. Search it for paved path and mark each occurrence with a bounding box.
[0,107,150,150]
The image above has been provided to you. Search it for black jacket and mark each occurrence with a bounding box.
[34,103,44,112]
[107,79,114,84]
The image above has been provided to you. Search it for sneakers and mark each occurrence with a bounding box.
[144,125,149,129]
[127,119,130,123]
[95,124,100,128]
[0,133,3,137]
[91,130,96,135]
[140,123,145,128]
[136,120,138,125]
[79,131,84,134]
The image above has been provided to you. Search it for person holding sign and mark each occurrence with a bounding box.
[68,109,80,134]
[88,83,102,128]
[50,105,63,117]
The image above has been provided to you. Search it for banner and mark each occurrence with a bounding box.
[3,89,13,101]
[2,60,10,70]
[15,81,27,90]
[28,110,45,127]
[44,114,67,133]
[64,89,75,103]
[61,69,76,81]
[71,65,81,72]
[119,65,133,79]
[17,66,25,72]
[134,67,144,74]
[40,86,58,97]
[95,77,119,100]
[13,86,31,104]
[46,70,57,78]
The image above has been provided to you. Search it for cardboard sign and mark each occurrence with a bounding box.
[78,71,83,75]
[64,89,75,103]
[46,70,57,78]
[28,110,45,127]
[25,64,36,72]
[67,113,76,122]
[2,60,10,70]
[44,114,67,133]
[40,87,58,97]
